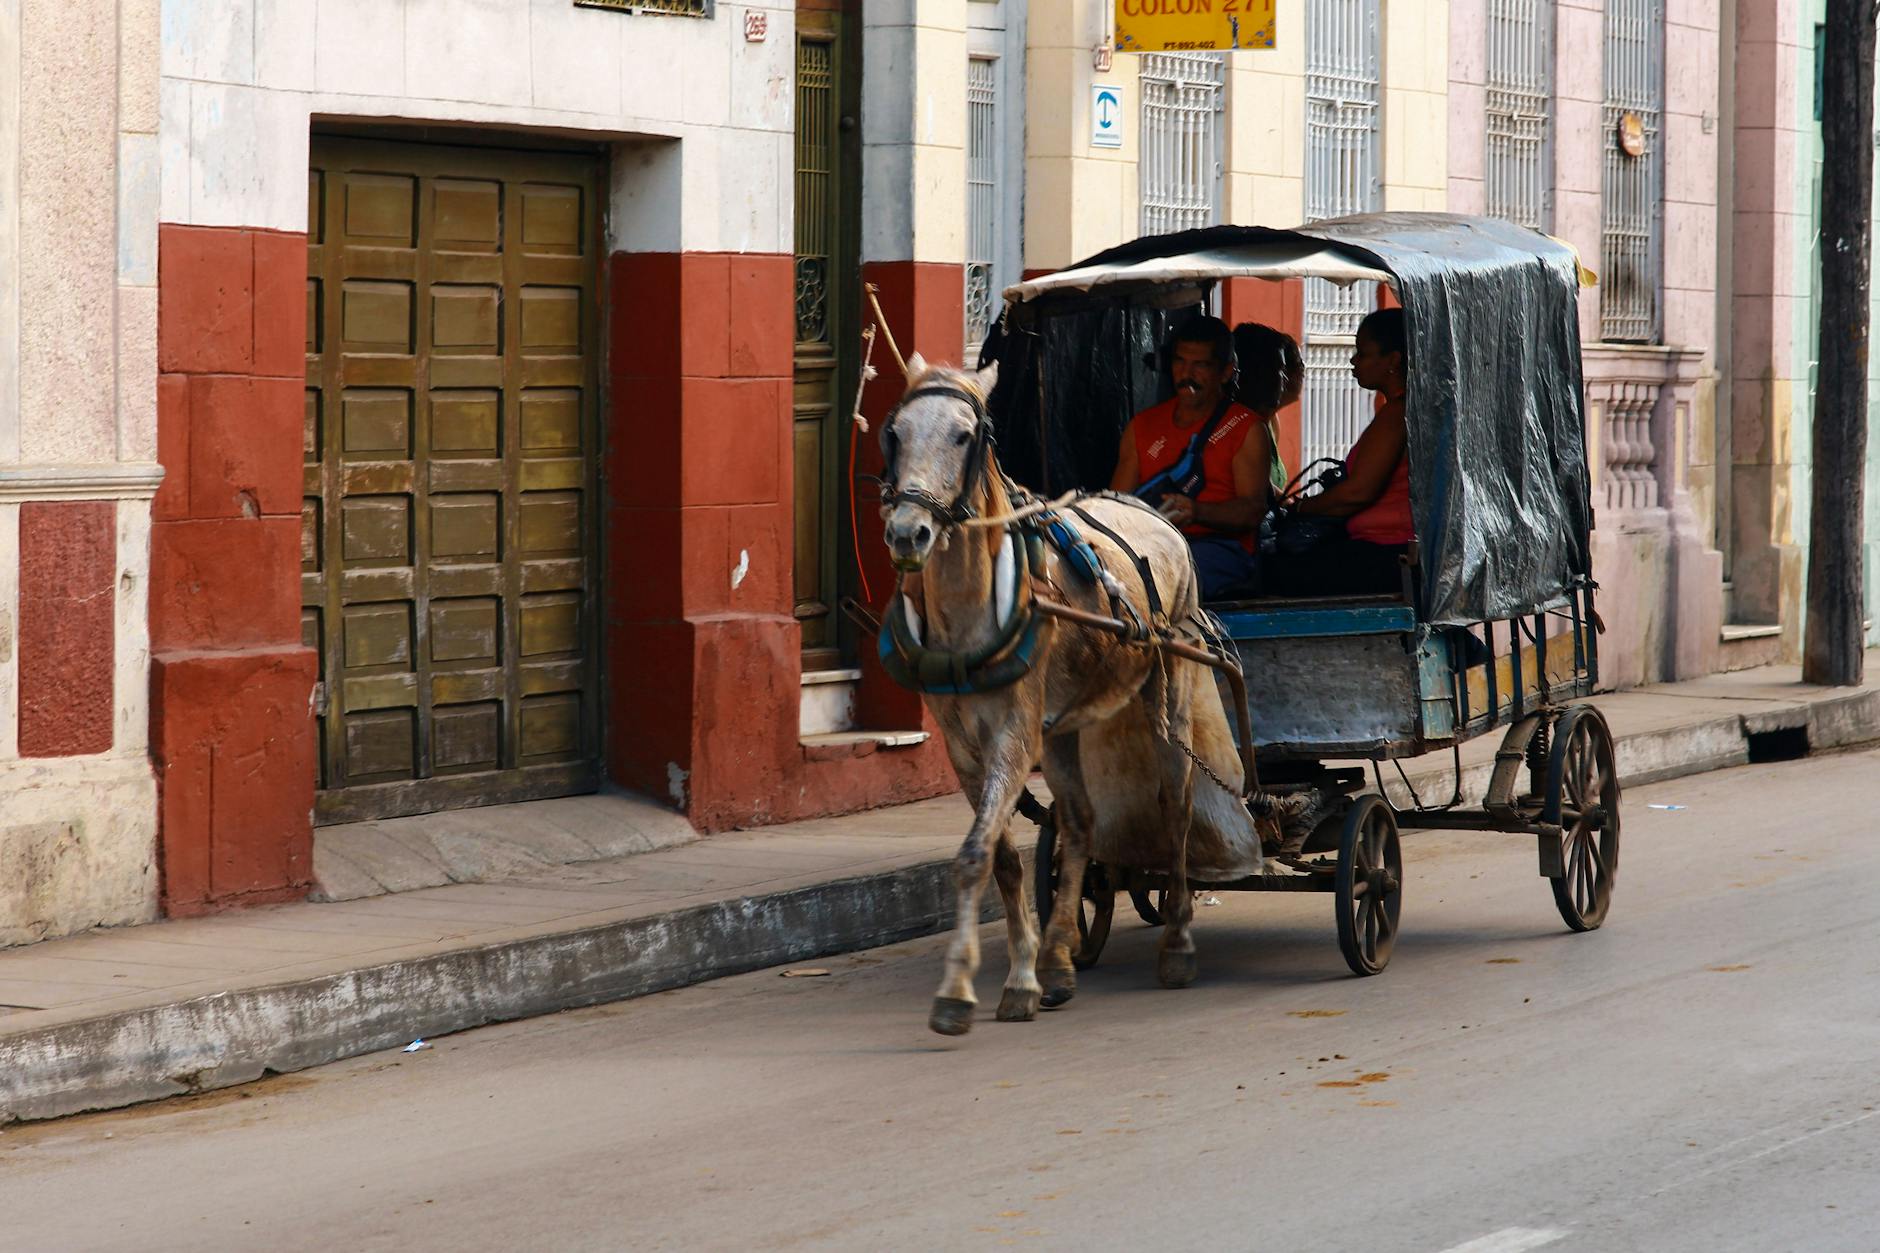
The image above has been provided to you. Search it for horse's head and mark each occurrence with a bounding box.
[880,355,1001,571]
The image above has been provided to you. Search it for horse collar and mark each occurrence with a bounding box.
[878,524,1049,696]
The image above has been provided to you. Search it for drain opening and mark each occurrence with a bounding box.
[1746,725,1809,763]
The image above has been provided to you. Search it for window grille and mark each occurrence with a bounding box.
[966,56,1000,354]
[573,0,712,14]
[1601,0,1663,343]
[1302,0,1381,470]
[794,38,834,345]
[1139,52,1225,236]
[1486,0,1553,231]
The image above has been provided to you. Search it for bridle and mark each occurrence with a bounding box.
[878,384,998,529]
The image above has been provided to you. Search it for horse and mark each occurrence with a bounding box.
[877,356,1266,1037]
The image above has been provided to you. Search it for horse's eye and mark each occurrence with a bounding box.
[953,430,972,447]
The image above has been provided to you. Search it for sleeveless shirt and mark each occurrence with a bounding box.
[1346,453,1414,545]
[1132,399,1282,554]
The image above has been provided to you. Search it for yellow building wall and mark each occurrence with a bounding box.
[1025,1,1139,270]
[1025,0,1449,272]
[1224,0,1307,226]
[1381,0,1449,212]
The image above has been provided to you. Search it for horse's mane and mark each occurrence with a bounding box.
[905,360,990,400]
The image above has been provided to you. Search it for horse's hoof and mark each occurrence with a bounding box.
[1157,949,1199,989]
[1036,964,1075,1009]
[929,997,976,1036]
[996,987,1041,1022]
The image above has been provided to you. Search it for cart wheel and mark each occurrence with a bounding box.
[1129,888,1165,927]
[1545,704,1620,932]
[1335,795,1403,976]
[1032,812,1114,970]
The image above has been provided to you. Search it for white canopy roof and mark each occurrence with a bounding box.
[1003,240,1394,306]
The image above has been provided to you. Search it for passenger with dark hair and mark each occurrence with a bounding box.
[1266,306,1414,597]
[1230,321,1300,496]
[1110,314,1273,599]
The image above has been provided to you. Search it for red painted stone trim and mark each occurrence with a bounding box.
[17,501,116,757]
[602,251,958,832]
[153,222,316,915]
[148,229,965,881]
[153,648,316,916]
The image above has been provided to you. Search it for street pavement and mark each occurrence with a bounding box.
[4,748,1879,1252]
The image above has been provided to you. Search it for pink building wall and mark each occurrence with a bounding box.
[1447,0,1488,218]
[1728,0,1810,643]
[1449,0,1728,688]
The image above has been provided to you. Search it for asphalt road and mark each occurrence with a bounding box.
[5,749,1880,1253]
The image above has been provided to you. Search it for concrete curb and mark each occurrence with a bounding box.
[0,857,1001,1125]
[4,689,1878,1126]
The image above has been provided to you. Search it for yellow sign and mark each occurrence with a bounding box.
[1114,0,1276,52]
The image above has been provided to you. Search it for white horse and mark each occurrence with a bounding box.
[877,357,1265,1037]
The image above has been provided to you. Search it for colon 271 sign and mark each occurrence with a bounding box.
[1114,0,1276,51]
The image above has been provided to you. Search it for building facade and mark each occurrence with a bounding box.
[0,0,1871,946]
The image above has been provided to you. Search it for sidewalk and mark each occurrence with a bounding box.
[4,654,1878,1125]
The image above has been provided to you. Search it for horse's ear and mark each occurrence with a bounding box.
[907,351,928,379]
[976,360,1000,396]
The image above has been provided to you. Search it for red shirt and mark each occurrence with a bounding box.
[1347,457,1412,544]
[1132,398,1262,552]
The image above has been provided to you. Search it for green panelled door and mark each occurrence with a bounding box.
[305,138,602,823]
[793,7,859,669]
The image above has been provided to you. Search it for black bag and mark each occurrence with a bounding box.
[1265,509,1347,558]
[1261,457,1351,557]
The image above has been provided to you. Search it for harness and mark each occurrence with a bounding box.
[875,384,1154,695]
[870,379,1281,829]
[878,527,1050,695]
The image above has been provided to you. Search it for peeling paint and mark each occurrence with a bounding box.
[731,549,750,589]
[667,762,690,809]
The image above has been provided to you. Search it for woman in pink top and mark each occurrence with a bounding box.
[1267,308,1415,597]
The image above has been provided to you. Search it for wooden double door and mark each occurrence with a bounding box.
[305,137,602,823]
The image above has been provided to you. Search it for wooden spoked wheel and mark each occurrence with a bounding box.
[1128,887,1165,927]
[1032,812,1115,970]
[1545,704,1621,932]
[1335,794,1403,976]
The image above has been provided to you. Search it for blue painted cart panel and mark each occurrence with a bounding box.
[1217,596,1596,761]
[1213,604,1417,640]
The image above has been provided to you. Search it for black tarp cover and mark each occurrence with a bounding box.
[986,213,1593,628]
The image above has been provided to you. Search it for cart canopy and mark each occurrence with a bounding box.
[987,213,1594,629]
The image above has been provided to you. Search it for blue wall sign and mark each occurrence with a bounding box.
[1091,84,1124,149]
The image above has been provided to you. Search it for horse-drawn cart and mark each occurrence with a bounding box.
[989,214,1618,978]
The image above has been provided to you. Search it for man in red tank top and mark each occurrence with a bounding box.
[1110,317,1273,599]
